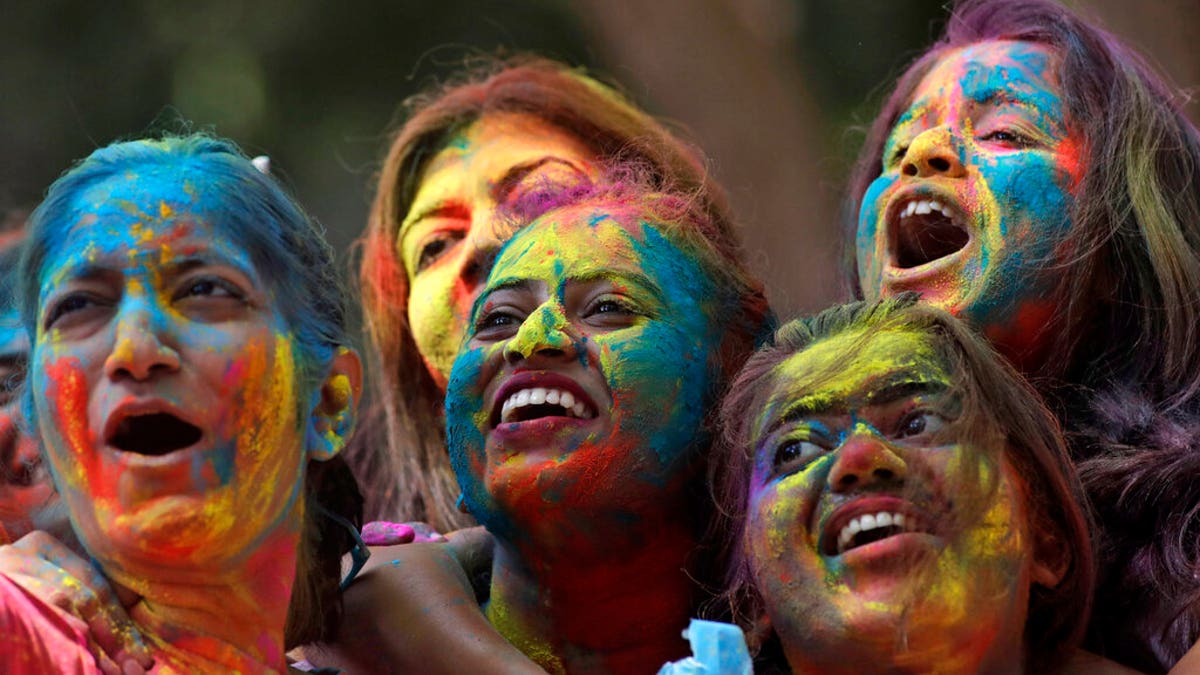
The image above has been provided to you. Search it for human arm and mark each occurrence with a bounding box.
[308,526,544,674]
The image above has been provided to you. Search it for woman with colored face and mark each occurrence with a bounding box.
[356,57,739,531]
[847,1,1200,669]
[440,174,770,673]
[1,135,364,673]
[711,296,1132,673]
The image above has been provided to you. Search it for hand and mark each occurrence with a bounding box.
[0,531,154,675]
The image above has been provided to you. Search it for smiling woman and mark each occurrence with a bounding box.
[711,296,1116,674]
[442,170,770,673]
[1,134,364,673]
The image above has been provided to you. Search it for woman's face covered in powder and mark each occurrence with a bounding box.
[398,113,598,387]
[31,168,313,574]
[856,41,1082,363]
[445,205,724,549]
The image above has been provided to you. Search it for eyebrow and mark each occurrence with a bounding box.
[490,157,589,203]
[764,377,946,437]
[399,156,588,243]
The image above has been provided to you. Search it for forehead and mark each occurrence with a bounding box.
[42,169,252,281]
[911,40,1063,106]
[422,112,595,180]
[768,327,951,410]
[491,206,657,283]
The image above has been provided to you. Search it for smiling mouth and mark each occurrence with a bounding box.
[825,510,934,556]
[108,413,203,456]
[495,386,596,426]
[889,198,970,269]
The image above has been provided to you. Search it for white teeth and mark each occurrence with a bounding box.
[499,387,595,423]
[900,199,952,219]
[836,511,917,554]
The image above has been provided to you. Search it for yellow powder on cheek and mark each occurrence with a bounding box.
[232,336,301,527]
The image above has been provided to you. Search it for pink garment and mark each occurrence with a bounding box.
[0,572,98,674]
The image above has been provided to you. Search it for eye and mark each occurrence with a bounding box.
[979,129,1032,148]
[771,435,830,474]
[415,232,465,273]
[175,276,243,301]
[889,144,910,166]
[0,362,26,405]
[894,410,948,442]
[582,295,642,330]
[43,293,102,330]
[472,305,525,340]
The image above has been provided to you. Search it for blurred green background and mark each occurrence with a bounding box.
[3,0,1196,316]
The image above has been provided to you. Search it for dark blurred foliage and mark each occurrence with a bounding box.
[1,1,1194,316]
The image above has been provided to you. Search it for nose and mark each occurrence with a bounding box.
[503,302,577,365]
[103,300,181,381]
[900,127,966,178]
[827,423,907,493]
[457,221,508,292]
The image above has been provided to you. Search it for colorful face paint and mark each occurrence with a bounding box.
[445,206,722,549]
[746,328,1035,673]
[30,168,309,578]
[856,41,1082,363]
[0,306,53,543]
[400,112,598,386]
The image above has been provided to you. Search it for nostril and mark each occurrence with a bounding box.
[838,474,859,489]
[928,157,951,172]
[902,163,918,177]
[874,468,895,481]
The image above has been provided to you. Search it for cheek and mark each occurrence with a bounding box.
[229,336,301,483]
[36,355,106,497]
[408,269,475,380]
[603,323,711,465]
[985,154,1074,243]
[856,174,899,294]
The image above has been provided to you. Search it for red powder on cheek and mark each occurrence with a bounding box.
[1056,135,1084,194]
[44,359,111,499]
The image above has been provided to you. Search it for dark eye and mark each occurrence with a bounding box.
[980,130,1031,147]
[472,305,526,340]
[772,438,826,473]
[593,299,632,315]
[895,411,947,441]
[416,239,449,272]
[0,361,26,400]
[889,144,910,165]
[44,294,100,330]
[177,278,240,300]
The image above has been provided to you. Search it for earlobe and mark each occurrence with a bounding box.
[307,347,363,462]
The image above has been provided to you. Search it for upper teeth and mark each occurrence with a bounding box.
[901,199,948,219]
[500,387,594,423]
[837,511,913,554]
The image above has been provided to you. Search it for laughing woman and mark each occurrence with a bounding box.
[0,135,364,673]
[713,296,1135,674]
[442,173,770,673]
[847,0,1200,669]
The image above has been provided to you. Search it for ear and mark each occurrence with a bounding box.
[1031,529,1070,589]
[306,347,363,462]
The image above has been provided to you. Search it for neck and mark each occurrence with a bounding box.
[112,506,303,673]
[485,514,697,674]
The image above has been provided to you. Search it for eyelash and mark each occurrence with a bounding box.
[173,276,245,302]
[415,231,466,273]
[43,293,104,330]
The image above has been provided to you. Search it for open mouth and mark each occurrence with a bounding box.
[823,509,934,556]
[888,198,970,269]
[108,412,203,456]
[493,386,596,427]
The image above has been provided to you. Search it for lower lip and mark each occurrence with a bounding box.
[490,415,599,448]
[834,531,940,569]
[107,442,232,499]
